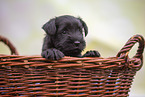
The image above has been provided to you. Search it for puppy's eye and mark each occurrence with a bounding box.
[62,30,67,34]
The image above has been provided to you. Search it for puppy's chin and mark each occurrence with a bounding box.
[62,48,82,57]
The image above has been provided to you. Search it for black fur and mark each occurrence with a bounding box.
[41,15,100,60]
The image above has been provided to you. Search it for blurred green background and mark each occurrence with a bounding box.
[0,0,145,96]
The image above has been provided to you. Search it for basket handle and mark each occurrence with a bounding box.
[0,35,19,55]
[117,34,144,64]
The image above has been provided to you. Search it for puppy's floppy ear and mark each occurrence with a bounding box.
[78,17,88,37]
[42,18,56,35]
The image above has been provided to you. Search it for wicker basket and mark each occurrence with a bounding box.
[0,35,144,97]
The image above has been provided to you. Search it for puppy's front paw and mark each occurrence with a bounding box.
[83,50,100,57]
[41,49,64,60]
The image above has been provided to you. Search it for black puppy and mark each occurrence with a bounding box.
[41,15,100,60]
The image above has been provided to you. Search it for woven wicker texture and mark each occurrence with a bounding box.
[0,35,144,97]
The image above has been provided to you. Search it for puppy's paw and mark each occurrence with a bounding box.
[42,49,64,60]
[83,50,100,57]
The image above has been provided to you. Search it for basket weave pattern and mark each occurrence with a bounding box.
[0,35,144,97]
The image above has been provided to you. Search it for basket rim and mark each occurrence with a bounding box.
[0,54,142,70]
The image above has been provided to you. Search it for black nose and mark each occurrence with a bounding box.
[74,41,80,46]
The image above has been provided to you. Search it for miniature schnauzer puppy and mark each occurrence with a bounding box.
[41,15,100,60]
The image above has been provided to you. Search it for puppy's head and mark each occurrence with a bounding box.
[42,15,88,56]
